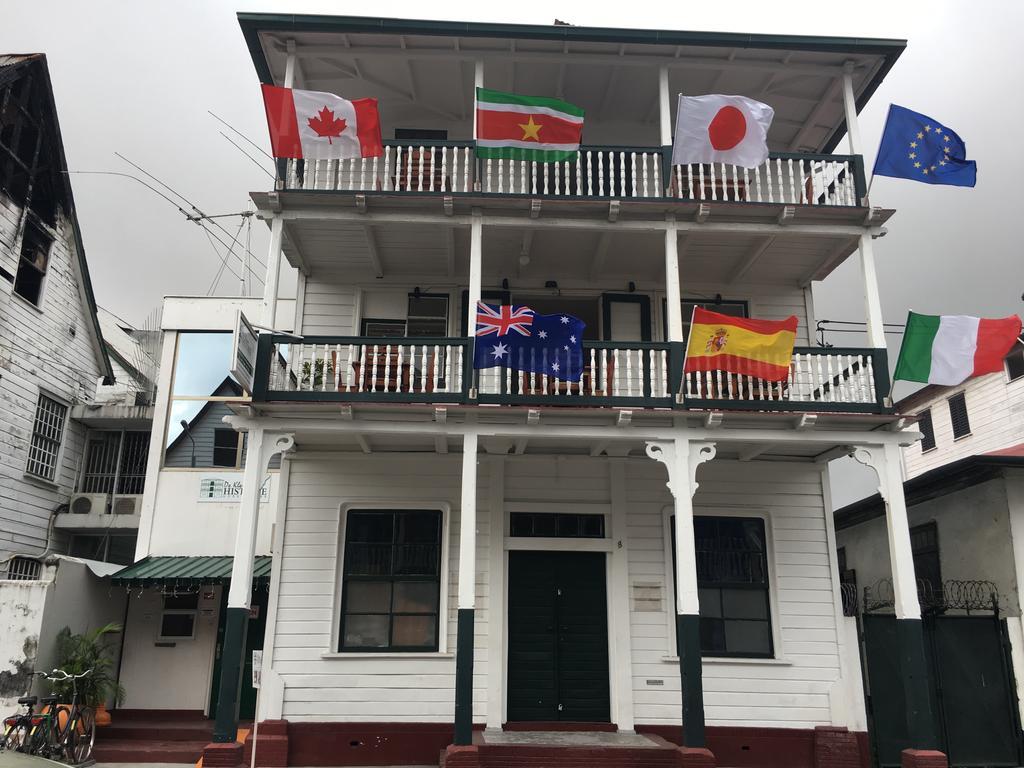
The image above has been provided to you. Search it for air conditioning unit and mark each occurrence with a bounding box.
[69,493,108,515]
[112,495,143,516]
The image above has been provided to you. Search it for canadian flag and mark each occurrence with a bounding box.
[260,84,384,161]
[671,94,774,169]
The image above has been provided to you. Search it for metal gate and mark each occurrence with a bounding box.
[858,580,1024,768]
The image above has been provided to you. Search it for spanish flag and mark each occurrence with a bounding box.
[684,308,798,382]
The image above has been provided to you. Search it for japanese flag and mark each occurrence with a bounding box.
[672,94,774,169]
[261,84,384,161]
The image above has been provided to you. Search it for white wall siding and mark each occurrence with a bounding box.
[0,192,103,557]
[626,459,843,729]
[300,281,358,336]
[273,454,490,723]
[903,372,1024,479]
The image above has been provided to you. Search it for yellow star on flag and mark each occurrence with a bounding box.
[914,161,921,168]
[518,116,543,141]
[944,135,951,142]
[909,152,916,159]
[924,125,932,132]
[934,127,942,135]
[910,141,918,148]
[917,131,924,139]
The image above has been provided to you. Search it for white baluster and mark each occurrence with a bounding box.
[631,152,638,197]
[651,154,660,199]
[428,146,436,192]
[597,152,605,196]
[554,158,561,195]
[586,151,594,196]
[732,163,740,200]
[618,152,627,199]
[530,160,538,195]
[697,164,707,201]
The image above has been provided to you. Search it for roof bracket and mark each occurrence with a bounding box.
[704,412,724,428]
[434,406,448,423]
[355,194,367,213]
[267,191,282,213]
[608,200,620,223]
[694,203,710,223]
[795,413,817,430]
[863,207,885,226]
[530,199,542,219]
[777,205,795,225]
[340,405,353,420]
[527,409,541,425]
[444,195,454,216]
[616,410,633,427]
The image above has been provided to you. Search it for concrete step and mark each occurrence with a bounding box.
[92,738,208,763]
[99,722,214,742]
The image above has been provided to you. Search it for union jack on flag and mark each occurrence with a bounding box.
[475,302,534,337]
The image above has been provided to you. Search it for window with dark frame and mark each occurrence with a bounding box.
[340,510,442,652]
[918,409,936,452]
[910,522,941,599]
[212,428,241,468]
[360,294,449,338]
[26,393,67,481]
[1007,342,1024,382]
[509,512,605,538]
[671,515,773,658]
[159,592,199,639]
[948,392,971,439]
[14,218,52,306]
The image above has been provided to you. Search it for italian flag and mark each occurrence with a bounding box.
[476,87,584,163]
[894,311,1022,385]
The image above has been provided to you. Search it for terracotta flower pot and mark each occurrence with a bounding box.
[95,702,111,727]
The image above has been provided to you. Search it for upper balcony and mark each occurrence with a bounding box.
[241,14,903,219]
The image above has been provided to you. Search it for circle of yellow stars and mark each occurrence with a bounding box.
[907,123,953,176]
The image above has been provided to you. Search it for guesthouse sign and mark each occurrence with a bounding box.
[198,474,270,503]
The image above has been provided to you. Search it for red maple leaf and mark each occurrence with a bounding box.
[307,106,347,143]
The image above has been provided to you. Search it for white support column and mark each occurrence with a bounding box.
[852,443,919,620]
[645,438,716,750]
[261,215,284,331]
[227,429,295,610]
[664,216,684,343]
[858,232,887,350]
[473,60,484,139]
[485,456,506,731]
[840,62,863,157]
[658,66,672,147]
[608,459,636,732]
[458,433,479,611]
[467,211,483,334]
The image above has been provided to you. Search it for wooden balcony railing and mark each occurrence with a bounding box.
[280,142,866,207]
[253,336,890,414]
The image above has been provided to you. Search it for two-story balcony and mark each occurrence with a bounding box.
[251,334,889,414]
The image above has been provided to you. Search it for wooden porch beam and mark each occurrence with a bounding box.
[589,232,612,282]
[727,235,775,284]
[788,75,843,152]
[364,225,384,278]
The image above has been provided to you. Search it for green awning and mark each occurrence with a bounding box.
[111,556,273,587]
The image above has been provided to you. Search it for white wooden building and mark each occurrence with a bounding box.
[0,54,114,564]
[114,14,952,768]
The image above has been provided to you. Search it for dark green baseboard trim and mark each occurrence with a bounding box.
[212,607,249,742]
[454,608,475,746]
[676,612,705,748]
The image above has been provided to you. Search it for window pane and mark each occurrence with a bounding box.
[347,512,395,543]
[698,587,722,618]
[722,589,769,620]
[919,410,936,451]
[723,620,772,655]
[406,317,447,337]
[557,514,581,537]
[160,613,195,638]
[394,543,439,576]
[407,295,448,319]
[391,615,436,647]
[342,615,389,648]
[531,514,557,537]
[165,400,239,468]
[345,544,393,576]
[949,392,970,438]
[394,581,439,613]
[398,511,441,543]
[170,333,236,396]
[1008,344,1024,381]
[700,617,726,652]
[212,429,238,467]
[346,581,392,612]
[164,593,199,610]
[363,320,406,338]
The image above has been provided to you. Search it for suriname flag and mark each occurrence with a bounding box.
[475,87,584,163]
[894,311,1021,386]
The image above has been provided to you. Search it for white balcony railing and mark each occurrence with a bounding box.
[281,143,865,206]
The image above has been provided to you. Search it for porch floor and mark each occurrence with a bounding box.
[480,730,663,748]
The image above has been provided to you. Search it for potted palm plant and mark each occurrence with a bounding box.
[50,622,126,726]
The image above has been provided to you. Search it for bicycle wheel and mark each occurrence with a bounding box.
[70,707,95,763]
[2,719,28,751]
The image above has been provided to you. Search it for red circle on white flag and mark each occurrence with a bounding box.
[708,106,747,150]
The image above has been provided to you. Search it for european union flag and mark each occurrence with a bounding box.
[473,303,586,382]
[873,104,976,187]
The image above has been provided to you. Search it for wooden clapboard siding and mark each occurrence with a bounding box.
[903,372,1024,479]
[0,191,102,557]
[274,454,491,723]
[299,279,358,336]
[625,459,838,729]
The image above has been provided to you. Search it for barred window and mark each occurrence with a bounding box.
[339,510,442,652]
[671,515,773,658]
[26,393,67,481]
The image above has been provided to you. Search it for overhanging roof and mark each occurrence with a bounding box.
[238,14,905,154]
[111,555,272,586]
[834,452,1024,530]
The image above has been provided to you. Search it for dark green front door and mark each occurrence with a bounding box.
[507,551,610,723]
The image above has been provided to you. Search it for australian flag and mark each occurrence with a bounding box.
[473,302,586,381]
[873,104,976,187]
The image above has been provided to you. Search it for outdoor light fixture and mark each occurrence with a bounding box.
[501,278,510,290]
[544,280,560,295]
[628,281,636,293]
[413,286,422,298]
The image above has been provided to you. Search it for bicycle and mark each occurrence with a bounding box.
[35,669,96,764]
[1,672,62,755]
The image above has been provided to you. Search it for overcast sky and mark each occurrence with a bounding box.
[4,1,1021,504]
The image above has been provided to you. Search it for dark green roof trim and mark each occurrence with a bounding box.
[834,454,1024,531]
[237,13,904,153]
[3,55,114,383]
[111,555,273,586]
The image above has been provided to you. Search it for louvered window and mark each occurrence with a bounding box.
[918,409,936,452]
[948,392,971,439]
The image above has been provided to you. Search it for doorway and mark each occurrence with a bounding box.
[506,551,611,723]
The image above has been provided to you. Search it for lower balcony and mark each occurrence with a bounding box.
[252,335,890,414]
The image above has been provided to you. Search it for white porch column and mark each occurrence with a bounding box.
[473,60,484,139]
[851,443,942,756]
[840,62,863,157]
[664,216,683,343]
[857,232,887,351]
[213,427,294,743]
[261,216,285,330]
[453,432,479,745]
[645,438,716,750]
[658,66,672,147]
[467,210,483,396]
